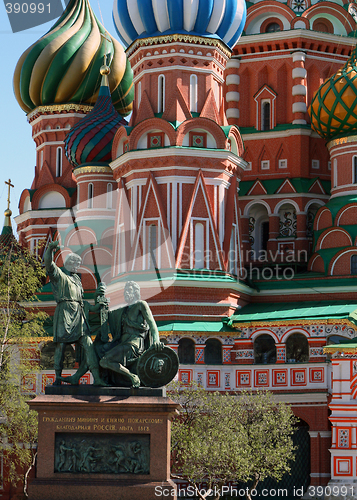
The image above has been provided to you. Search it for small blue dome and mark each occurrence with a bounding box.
[113,0,246,49]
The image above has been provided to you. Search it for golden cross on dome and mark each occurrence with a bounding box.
[100,32,111,44]
[100,32,112,67]
[5,179,14,211]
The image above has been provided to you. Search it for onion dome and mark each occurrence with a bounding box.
[113,0,246,50]
[310,46,357,140]
[13,0,134,116]
[64,60,125,167]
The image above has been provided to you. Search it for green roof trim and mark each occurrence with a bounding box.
[325,337,357,351]
[124,126,134,135]
[248,272,357,290]
[239,177,330,196]
[240,123,311,134]
[157,320,234,333]
[66,187,76,198]
[28,189,36,202]
[325,195,357,221]
[221,125,233,138]
[239,127,257,134]
[320,180,331,195]
[239,180,255,196]
[229,301,357,324]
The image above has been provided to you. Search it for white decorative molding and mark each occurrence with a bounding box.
[226,91,240,102]
[292,67,307,79]
[226,108,240,119]
[292,102,307,113]
[292,85,307,96]
[226,74,240,86]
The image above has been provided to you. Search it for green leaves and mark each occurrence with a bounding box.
[169,383,297,500]
[0,243,46,489]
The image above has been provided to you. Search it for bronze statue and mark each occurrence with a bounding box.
[44,241,106,386]
[99,281,164,387]
[45,248,178,388]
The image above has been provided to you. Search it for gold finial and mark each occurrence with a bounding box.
[5,179,14,214]
[100,53,111,76]
[100,33,112,76]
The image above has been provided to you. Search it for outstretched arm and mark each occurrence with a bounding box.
[44,241,60,273]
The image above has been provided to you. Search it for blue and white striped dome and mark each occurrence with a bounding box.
[113,0,246,49]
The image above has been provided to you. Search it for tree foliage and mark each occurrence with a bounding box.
[0,243,46,491]
[169,382,297,500]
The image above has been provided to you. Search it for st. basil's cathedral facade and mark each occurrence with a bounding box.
[3,0,357,496]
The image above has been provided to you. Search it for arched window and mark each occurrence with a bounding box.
[204,339,222,365]
[40,150,44,170]
[262,100,271,131]
[266,22,281,32]
[353,156,357,184]
[118,226,126,274]
[333,158,338,188]
[195,223,204,269]
[88,183,94,209]
[137,81,142,109]
[254,334,276,364]
[261,221,269,251]
[77,184,80,206]
[56,147,62,177]
[148,224,157,269]
[327,335,352,345]
[286,333,309,363]
[306,204,319,238]
[158,75,165,113]
[312,19,333,34]
[248,205,270,255]
[190,74,198,113]
[107,183,113,209]
[229,226,237,274]
[178,338,195,364]
[214,79,219,107]
[351,255,357,274]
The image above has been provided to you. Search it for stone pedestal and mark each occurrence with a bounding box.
[28,387,179,500]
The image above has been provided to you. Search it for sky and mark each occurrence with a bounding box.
[0,0,118,221]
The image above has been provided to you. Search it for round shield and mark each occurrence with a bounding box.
[137,346,179,388]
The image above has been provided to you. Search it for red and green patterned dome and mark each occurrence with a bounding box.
[309,46,357,140]
[13,0,134,116]
[64,63,125,167]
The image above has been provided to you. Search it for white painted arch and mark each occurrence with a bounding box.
[243,199,272,217]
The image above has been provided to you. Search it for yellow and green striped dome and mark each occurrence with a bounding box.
[13,0,134,116]
[310,47,357,140]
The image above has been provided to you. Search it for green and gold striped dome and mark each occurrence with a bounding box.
[13,0,134,116]
[310,47,357,140]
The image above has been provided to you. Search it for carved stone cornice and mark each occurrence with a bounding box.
[27,104,93,122]
[126,34,231,57]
